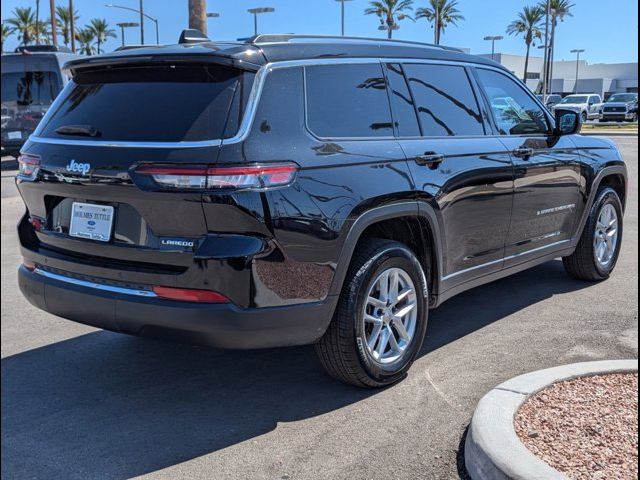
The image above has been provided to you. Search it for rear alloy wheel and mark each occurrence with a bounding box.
[315,238,428,388]
[563,187,624,281]
[581,111,588,123]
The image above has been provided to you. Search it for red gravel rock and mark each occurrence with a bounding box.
[514,373,638,480]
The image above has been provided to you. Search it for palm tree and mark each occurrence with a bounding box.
[416,0,464,45]
[1,23,15,53]
[507,5,544,83]
[88,18,116,54]
[539,0,574,88]
[76,28,96,55]
[56,5,79,47]
[6,7,36,46]
[365,0,414,39]
[33,19,51,45]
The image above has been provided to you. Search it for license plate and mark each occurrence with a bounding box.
[7,131,22,140]
[69,202,114,242]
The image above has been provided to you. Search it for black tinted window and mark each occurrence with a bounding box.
[476,68,549,135]
[305,64,393,138]
[385,64,421,137]
[403,64,484,136]
[1,71,59,105]
[39,64,248,142]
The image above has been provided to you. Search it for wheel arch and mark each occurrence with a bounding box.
[329,202,444,306]
[572,165,628,245]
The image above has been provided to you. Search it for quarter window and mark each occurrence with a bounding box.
[476,68,549,135]
[403,64,485,137]
[305,64,393,138]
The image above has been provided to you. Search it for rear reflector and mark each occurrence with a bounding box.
[136,163,298,191]
[17,154,41,180]
[152,286,230,303]
[22,260,36,271]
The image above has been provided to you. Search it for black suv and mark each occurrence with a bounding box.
[17,34,627,387]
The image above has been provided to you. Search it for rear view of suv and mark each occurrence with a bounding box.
[17,34,627,387]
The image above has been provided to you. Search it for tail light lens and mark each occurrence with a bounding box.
[18,154,41,180]
[152,286,229,303]
[135,163,299,191]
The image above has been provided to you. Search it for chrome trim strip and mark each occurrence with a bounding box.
[441,239,571,281]
[27,136,223,149]
[33,268,158,298]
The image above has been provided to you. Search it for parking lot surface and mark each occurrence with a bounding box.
[1,137,638,480]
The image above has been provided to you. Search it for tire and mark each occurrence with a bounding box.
[581,112,588,123]
[315,238,429,388]
[563,187,624,281]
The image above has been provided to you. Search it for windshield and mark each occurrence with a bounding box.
[560,95,588,104]
[606,94,637,103]
[1,71,59,106]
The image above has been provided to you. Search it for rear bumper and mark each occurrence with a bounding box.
[18,265,336,349]
[600,113,635,121]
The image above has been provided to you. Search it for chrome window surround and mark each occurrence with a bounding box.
[28,56,551,149]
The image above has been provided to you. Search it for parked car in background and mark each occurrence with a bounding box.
[537,94,562,109]
[1,46,82,158]
[599,93,638,122]
[552,94,602,122]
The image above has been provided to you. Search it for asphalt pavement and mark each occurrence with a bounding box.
[1,136,638,480]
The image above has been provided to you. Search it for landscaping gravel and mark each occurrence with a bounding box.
[515,373,639,480]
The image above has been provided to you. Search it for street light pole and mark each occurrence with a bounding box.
[571,48,585,93]
[248,7,275,36]
[139,0,145,44]
[106,4,160,45]
[117,22,139,47]
[335,0,353,37]
[484,36,503,62]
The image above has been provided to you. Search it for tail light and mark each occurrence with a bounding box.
[18,154,41,180]
[135,163,299,191]
[152,286,229,303]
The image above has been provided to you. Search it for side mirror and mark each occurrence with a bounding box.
[555,109,581,136]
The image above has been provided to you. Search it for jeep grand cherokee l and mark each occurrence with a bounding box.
[17,34,628,388]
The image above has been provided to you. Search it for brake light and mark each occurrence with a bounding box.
[152,286,230,303]
[136,163,298,191]
[18,154,40,180]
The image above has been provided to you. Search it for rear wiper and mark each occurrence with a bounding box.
[55,124,102,137]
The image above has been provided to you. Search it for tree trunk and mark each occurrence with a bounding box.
[49,0,58,47]
[523,41,531,83]
[188,0,208,35]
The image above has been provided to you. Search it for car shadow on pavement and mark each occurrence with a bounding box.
[1,260,591,479]
[422,259,591,354]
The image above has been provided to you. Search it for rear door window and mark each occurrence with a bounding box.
[1,71,59,106]
[305,63,394,138]
[39,64,250,142]
[403,63,485,137]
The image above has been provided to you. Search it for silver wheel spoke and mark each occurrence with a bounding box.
[388,270,399,304]
[387,328,402,353]
[378,271,389,302]
[367,296,386,310]
[394,302,416,319]
[375,328,390,358]
[367,323,383,350]
[392,317,410,342]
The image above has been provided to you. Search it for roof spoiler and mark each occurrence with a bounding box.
[179,29,210,44]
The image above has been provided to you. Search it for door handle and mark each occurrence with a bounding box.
[513,147,535,159]
[415,152,445,168]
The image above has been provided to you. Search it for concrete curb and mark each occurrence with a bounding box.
[464,359,639,480]
[580,131,638,137]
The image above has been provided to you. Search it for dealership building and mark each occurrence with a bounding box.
[478,53,638,99]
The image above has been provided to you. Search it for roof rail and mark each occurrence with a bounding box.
[246,34,464,52]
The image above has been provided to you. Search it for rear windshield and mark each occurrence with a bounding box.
[39,64,253,142]
[1,71,59,106]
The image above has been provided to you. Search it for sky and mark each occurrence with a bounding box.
[2,0,638,64]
